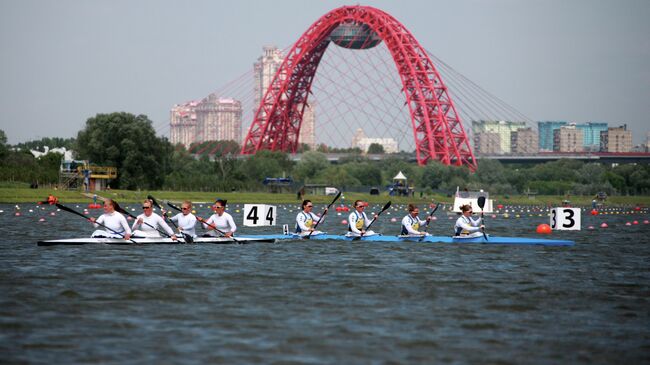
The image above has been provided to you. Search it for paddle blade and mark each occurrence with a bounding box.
[477,196,486,209]
[381,201,392,213]
[147,195,162,209]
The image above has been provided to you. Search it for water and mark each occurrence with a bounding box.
[1,202,649,364]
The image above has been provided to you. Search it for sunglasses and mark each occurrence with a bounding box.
[182,207,190,211]
[142,206,152,209]
[356,205,365,208]
[306,205,313,208]
[214,206,224,209]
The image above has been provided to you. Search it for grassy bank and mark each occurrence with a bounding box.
[1,187,649,207]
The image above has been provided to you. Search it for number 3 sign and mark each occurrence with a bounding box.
[550,208,581,230]
[243,204,276,227]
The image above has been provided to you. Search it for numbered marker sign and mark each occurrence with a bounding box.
[243,204,276,227]
[550,208,581,230]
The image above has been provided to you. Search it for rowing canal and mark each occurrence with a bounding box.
[1,202,649,364]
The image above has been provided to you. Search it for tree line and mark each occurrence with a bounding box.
[1,112,649,195]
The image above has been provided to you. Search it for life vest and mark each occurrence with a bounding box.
[454,216,472,236]
[295,212,314,233]
[401,215,420,235]
[349,211,365,231]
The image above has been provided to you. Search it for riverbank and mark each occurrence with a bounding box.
[1,187,649,207]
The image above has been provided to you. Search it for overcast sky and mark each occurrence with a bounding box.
[1,0,649,145]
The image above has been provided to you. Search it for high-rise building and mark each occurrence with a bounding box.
[577,122,608,151]
[553,125,583,152]
[646,132,650,152]
[538,121,567,151]
[300,101,316,149]
[350,128,397,153]
[253,46,284,113]
[195,94,242,143]
[473,132,501,154]
[600,125,633,152]
[472,120,526,154]
[170,101,199,147]
[511,127,539,154]
[253,46,316,148]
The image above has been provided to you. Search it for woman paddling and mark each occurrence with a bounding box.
[400,203,431,236]
[131,199,177,239]
[170,200,198,238]
[198,199,236,237]
[454,204,484,237]
[295,199,327,237]
[346,200,378,237]
[89,199,132,240]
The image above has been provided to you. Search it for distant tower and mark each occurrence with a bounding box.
[195,94,243,143]
[170,101,199,148]
[351,128,366,148]
[253,46,316,148]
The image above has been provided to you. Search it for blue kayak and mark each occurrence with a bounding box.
[259,234,574,246]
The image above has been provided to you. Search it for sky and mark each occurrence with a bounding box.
[1,0,649,145]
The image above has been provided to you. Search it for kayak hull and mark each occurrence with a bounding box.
[269,234,574,246]
[37,236,276,246]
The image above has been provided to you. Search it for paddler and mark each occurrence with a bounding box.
[47,194,58,205]
[170,200,198,238]
[89,199,132,239]
[400,203,431,236]
[346,200,378,237]
[131,199,177,239]
[198,199,236,237]
[295,199,327,237]
[454,204,484,237]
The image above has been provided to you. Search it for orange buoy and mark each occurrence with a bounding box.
[536,224,552,234]
[590,209,598,216]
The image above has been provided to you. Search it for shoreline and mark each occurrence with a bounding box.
[1,187,649,207]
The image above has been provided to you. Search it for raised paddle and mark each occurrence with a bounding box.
[477,196,488,241]
[148,195,192,243]
[418,202,440,242]
[306,190,341,239]
[353,200,391,241]
[55,203,136,243]
[113,202,173,239]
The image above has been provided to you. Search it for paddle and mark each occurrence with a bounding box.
[353,201,391,241]
[418,202,440,242]
[55,203,136,243]
[477,196,488,241]
[148,195,192,243]
[306,190,341,239]
[113,202,172,238]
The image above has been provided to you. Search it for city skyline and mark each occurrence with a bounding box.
[1,0,649,146]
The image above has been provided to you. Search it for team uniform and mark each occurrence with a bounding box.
[400,214,429,236]
[171,212,198,238]
[295,211,325,237]
[91,212,132,238]
[202,212,237,237]
[131,213,175,238]
[346,210,376,237]
[454,215,483,237]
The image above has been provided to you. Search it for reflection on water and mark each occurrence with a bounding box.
[1,203,649,364]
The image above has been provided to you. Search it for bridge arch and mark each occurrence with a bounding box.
[241,5,477,170]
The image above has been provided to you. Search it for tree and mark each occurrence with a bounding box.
[76,112,171,190]
[367,143,385,154]
[293,151,329,182]
[0,129,7,160]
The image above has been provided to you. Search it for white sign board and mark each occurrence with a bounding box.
[243,204,277,227]
[550,207,581,230]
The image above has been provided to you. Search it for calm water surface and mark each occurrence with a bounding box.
[1,202,649,364]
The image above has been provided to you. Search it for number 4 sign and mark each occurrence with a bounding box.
[550,208,581,230]
[243,204,277,227]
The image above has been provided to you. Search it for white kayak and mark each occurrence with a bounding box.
[37,236,276,246]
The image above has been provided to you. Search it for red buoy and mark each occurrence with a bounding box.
[590,209,598,216]
[536,224,551,234]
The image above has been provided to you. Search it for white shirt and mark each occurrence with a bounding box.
[95,212,131,235]
[202,212,237,236]
[171,212,197,237]
[348,210,371,235]
[454,215,482,236]
[401,214,427,235]
[131,213,175,237]
[295,211,323,233]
